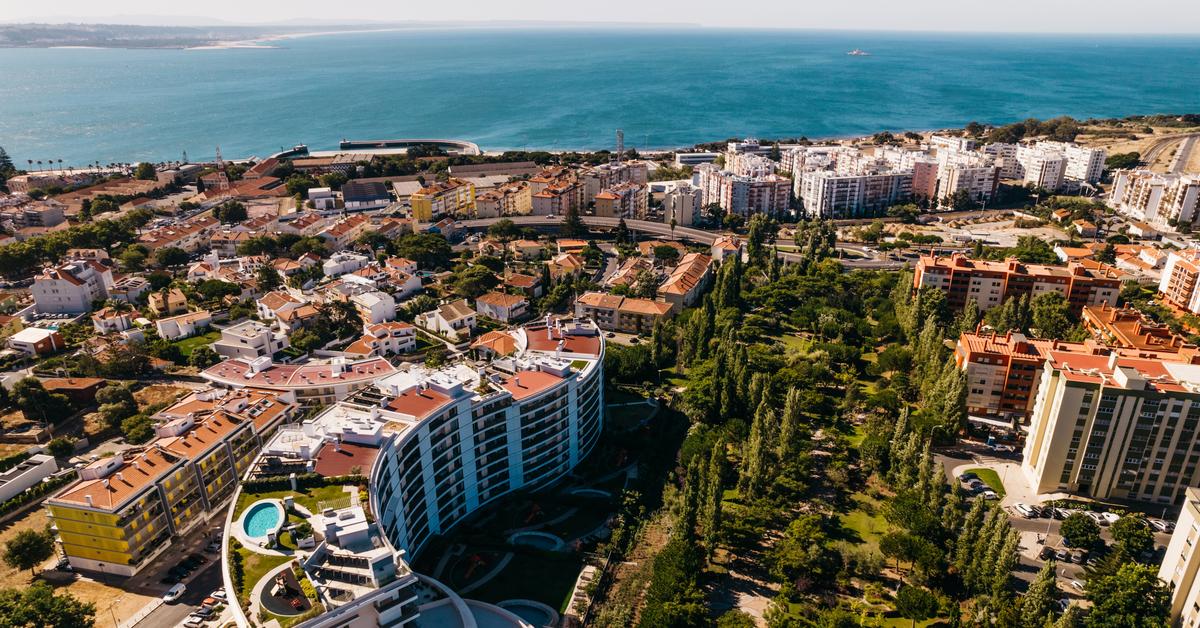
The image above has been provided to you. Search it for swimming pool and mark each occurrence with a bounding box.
[243,501,283,540]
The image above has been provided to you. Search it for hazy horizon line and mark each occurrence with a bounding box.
[3,19,1200,36]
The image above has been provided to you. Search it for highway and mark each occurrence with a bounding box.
[457,215,903,269]
[1140,131,1200,171]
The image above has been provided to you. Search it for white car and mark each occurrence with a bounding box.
[1070,580,1086,592]
[163,583,186,603]
[981,490,999,500]
[211,589,227,602]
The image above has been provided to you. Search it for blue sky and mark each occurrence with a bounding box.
[6,0,1200,33]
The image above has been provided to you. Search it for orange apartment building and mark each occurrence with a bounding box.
[915,253,1125,313]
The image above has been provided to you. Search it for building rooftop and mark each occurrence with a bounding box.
[203,357,397,390]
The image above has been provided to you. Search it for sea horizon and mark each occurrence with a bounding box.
[1,27,1198,166]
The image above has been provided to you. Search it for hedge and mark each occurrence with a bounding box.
[241,473,366,494]
[0,450,32,473]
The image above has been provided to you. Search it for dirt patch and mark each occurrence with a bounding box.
[0,408,33,430]
[0,508,52,589]
[134,384,190,410]
[62,579,157,628]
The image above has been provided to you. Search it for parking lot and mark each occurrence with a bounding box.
[940,450,1174,600]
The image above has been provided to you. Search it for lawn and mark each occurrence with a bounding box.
[172,330,220,357]
[837,491,890,553]
[465,551,583,613]
[965,468,1007,497]
[233,484,354,519]
[235,546,291,602]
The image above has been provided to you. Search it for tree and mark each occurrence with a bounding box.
[1060,512,1101,549]
[11,378,73,426]
[47,437,76,459]
[652,244,680,265]
[486,219,522,242]
[96,383,137,429]
[121,413,156,444]
[188,346,220,369]
[3,528,54,574]
[769,515,839,592]
[0,583,95,628]
[894,586,939,628]
[118,246,147,272]
[1085,562,1170,628]
[1022,560,1060,627]
[257,264,283,291]
[133,162,156,180]
[153,246,189,268]
[1110,514,1155,559]
[738,401,773,500]
[1031,291,1074,339]
[1105,152,1141,171]
[452,265,501,298]
[213,200,247,224]
[562,205,586,237]
[393,233,453,270]
[1096,243,1117,264]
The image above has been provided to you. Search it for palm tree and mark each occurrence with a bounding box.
[26,159,32,171]
[35,160,42,171]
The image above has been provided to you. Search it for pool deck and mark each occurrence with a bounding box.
[232,499,291,556]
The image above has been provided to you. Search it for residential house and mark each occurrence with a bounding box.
[8,327,64,356]
[546,253,586,279]
[155,310,212,341]
[212,320,289,359]
[574,291,674,334]
[343,322,416,358]
[277,212,328,237]
[318,214,371,249]
[323,251,370,278]
[505,273,544,298]
[416,299,477,341]
[108,276,150,304]
[148,288,188,317]
[32,260,114,314]
[474,291,529,323]
[91,308,132,334]
[350,291,397,325]
[209,229,255,257]
[508,239,545,260]
[657,253,713,308]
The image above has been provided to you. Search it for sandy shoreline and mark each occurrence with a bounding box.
[186,27,410,50]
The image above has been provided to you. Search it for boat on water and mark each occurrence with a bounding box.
[847,49,871,56]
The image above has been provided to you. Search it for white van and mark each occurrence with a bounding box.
[1014,503,1038,519]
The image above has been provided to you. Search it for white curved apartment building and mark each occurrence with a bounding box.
[226,318,605,628]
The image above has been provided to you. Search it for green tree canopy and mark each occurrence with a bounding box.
[0,582,95,628]
[3,528,54,574]
[1060,512,1102,549]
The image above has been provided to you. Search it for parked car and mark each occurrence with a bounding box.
[1039,547,1055,560]
[192,606,213,618]
[1099,512,1120,525]
[211,589,227,602]
[1014,503,1039,519]
[1053,507,1072,520]
[163,584,187,603]
[182,618,204,628]
[1149,518,1170,532]
[981,490,999,500]
[204,541,221,553]
[958,472,978,482]
[1055,548,1071,562]
[55,557,73,572]
[1070,580,1086,592]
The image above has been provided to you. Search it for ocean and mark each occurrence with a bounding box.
[1,28,1198,166]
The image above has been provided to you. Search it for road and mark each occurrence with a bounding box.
[1140,132,1200,172]
[1172,135,1198,174]
[457,215,903,270]
[134,562,224,628]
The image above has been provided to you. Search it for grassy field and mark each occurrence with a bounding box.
[172,330,220,357]
[236,548,291,604]
[837,491,890,553]
[965,468,1007,497]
